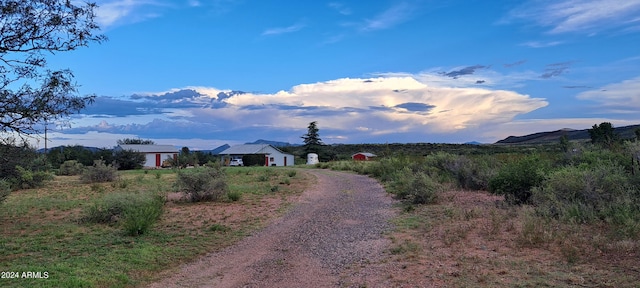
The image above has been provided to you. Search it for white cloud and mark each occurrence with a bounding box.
[328,2,352,15]
[262,23,306,36]
[223,76,548,133]
[521,40,563,48]
[576,76,640,112]
[361,2,414,31]
[505,0,640,34]
[95,0,166,28]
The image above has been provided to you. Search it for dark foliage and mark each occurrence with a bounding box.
[112,149,146,170]
[0,0,106,135]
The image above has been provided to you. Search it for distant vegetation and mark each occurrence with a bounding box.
[316,122,640,243]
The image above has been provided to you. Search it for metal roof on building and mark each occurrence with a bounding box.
[219,144,291,155]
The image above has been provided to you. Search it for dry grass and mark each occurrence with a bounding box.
[384,190,640,287]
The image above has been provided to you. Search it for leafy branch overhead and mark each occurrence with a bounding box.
[0,0,106,135]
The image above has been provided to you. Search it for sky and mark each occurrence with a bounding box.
[31,0,640,150]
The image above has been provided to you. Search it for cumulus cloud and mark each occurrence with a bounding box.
[504,0,640,34]
[222,76,547,133]
[46,73,552,146]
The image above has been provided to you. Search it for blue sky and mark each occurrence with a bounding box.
[34,0,640,150]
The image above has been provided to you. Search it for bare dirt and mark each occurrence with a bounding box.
[147,169,397,288]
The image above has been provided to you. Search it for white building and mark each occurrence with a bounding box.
[115,144,178,168]
[219,144,294,166]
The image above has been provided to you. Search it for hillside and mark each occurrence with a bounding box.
[496,124,640,144]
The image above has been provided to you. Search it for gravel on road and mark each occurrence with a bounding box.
[147,169,397,288]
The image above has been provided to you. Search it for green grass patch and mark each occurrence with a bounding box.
[0,167,308,287]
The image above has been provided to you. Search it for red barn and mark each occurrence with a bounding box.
[352,152,377,161]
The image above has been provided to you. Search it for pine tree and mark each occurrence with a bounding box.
[301,121,324,155]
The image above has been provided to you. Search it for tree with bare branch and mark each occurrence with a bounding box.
[0,0,106,136]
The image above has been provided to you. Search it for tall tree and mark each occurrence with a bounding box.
[301,121,324,155]
[588,122,619,148]
[0,0,106,135]
[117,138,156,145]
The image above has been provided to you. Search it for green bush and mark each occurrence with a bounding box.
[0,179,10,204]
[488,155,550,205]
[227,191,241,202]
[391,168,442,204]
[532,163,637,224]
[57,160,85,176]
[174,166,228,202]
[81,160,118,183]
[82,192,164,236]
[121,195,164,236]
[13,165,54,189]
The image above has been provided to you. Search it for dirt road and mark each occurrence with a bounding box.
[148,169,396,288]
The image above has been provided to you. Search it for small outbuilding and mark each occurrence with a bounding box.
[115,144,179,168]
[352,152,377,161]
[219,144,294,166]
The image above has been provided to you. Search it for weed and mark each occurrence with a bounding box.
[390,239,421,255]
[121,195,164,236]
[227,191,242,202]
[209,224,230,232]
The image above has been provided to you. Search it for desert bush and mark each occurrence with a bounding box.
[57,160,85,176]
[391,168,442,204]
[488,155,550,205]
[174,166,228,202]
[81,160,118,183]
[532,163,638,225]
[82,192,164,236]
[12,165,54,189]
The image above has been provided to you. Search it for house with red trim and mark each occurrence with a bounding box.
[115,144,178,168]
[219,144,294,166]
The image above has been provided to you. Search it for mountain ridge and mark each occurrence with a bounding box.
[495,124,640,144]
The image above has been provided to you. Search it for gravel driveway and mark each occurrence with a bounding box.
[148,169,397,288]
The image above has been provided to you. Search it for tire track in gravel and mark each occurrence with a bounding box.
[147,169,396,288]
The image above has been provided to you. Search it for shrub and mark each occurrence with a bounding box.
[82,192,164,236]
[121,195,164,236]
[488,155,549,205]
[227,191,241,202]
[57,160,85,176]
[0,179,10,204]
[112,149,146,170]
[532,163,637,225]
[13,165,54,189]
[287,170,297,177]
[174,166,228,202]
[391,169,442,204]
[81,160,118,183]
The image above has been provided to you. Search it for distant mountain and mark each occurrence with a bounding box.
[38,145,103,153]
[464,141,483,145]
[210,144,230,154]
[495,124,640,144]
[245,139,299,147]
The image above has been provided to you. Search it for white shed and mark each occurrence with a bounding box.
[219,144,294,166]
[115,144,178,168]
